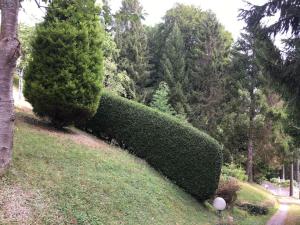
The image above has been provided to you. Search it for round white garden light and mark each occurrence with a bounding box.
[213,197,226,225]
[213,197,226,211]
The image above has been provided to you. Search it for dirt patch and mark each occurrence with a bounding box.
[15,109,111,151]
[0,185,41,224]
[68,129,110,149]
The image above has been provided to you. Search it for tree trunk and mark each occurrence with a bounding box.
[247,138,254,182]
[0,0,20,175]
[282,164,285,181]
[247,90,255,183]
[290,163,294,197]
[296,159,300,183]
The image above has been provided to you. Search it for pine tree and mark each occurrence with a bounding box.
[230,29,265,182]
[150,82,176,116]
[147,5,233,132]
[114,0,150,101]
[24,0,104,127]
[160,22,188,116]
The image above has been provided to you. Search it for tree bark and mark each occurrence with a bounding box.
[290,163,294,197]
[296,159,300,183]
[247,90,255,182]
[0,0,20,175]
[282,164,285,181]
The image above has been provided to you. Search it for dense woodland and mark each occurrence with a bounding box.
[16,0,300,183]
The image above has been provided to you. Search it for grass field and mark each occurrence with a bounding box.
[238,182,278,207]
[0,110,277,224]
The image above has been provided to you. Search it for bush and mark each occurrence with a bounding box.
[216,177,240,208]
[270,178,298,188]
[84,92,223,201]
[222,163,248,181]
[24,0,104,127]
[237,203,269,215]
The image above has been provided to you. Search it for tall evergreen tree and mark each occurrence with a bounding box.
[24,0,104,127]
[240,0,300,37]
[230,30,266,182]
[241,0,300,116]
[160,23,187,116]
[114,0,150,101]
[148,4,232,133]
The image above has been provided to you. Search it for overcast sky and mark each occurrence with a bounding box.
[20,0,267,40]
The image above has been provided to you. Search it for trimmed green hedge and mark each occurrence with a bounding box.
[85,92,223,201]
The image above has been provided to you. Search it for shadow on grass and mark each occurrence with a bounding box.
[15,110,75,135]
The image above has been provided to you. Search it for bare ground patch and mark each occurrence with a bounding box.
[0,185,46,225]
[15,108,111,151]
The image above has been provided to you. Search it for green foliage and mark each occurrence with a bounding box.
[270,178,298,188]
[241,2,300,153]
[215,29,292,179]
[160,23,187,116]
[150,82,176,116]
[102,32,135,98]
[84,92,223,201]
[18,24,35,70]
[147,4,233,133]
[114,0,150,101]
[238,203,269,216]
[222,163,248,181]
[24,0,104,127]
[240,0,300,37]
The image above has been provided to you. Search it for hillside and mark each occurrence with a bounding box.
[0,109,277,224]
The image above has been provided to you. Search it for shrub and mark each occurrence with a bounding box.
[237,203,269,215]
[222,163,248,181]
[84,92,223,201]
[270,178,298,188]
[24,0,104,127]
[215,177,240,208]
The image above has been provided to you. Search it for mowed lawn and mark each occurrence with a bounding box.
[0,110,277,225]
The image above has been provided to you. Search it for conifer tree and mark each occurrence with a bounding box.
[114,0,150,101]
[160,23,188,117]
[230,29,265,182]
[147,5,232,132]
[150,82,176,116]
[24,0,104,127]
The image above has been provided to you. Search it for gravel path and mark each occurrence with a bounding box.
[13,87,32,110]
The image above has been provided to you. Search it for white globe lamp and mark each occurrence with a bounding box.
[213,197,226,211]
[213,197,226,225]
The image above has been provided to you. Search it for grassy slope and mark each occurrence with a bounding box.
[236,182,278,225]
[0,111,276,225]
[238,182,278,206]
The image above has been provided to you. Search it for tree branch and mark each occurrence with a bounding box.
[34,0,48,9]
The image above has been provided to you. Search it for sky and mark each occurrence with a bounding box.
[20,0,267,40]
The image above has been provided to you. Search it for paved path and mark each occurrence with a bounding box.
[266,203,289,225]
[262,181,300,225]
[13,87,32,110]
[261,181,299,198]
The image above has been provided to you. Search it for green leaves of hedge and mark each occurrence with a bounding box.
[85,92,223,201]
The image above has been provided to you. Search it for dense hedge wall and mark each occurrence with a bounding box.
[85,92,223,200]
